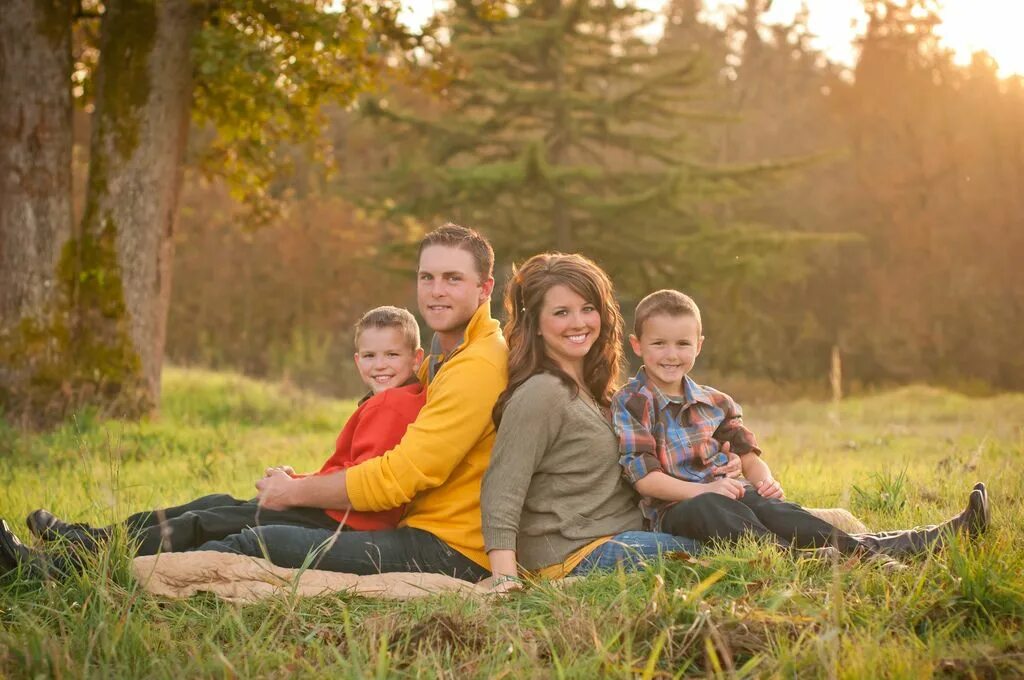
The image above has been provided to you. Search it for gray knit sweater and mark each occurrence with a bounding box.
[481,373,643,571]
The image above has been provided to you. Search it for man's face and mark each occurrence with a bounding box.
[629,313,704,397]
[417,245,494,337]
[353,326,424,395]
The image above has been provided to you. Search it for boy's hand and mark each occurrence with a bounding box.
[711,442,743,479]
[256,468,296,510]
[703,477,746,499]
[754,478,785,500]
[264,465,296,478]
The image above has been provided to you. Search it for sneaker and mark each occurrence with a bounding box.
[948,487,989,538]
[970,483,990,535]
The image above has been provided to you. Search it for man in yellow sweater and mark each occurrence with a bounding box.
[199,224,508,580]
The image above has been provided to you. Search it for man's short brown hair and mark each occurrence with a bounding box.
[633,289,702,338]
[354,306,421,351]
[417,223,495,280]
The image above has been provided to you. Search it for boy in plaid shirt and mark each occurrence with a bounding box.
[613,290,989,556]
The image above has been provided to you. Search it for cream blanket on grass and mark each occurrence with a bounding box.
[131,507,868,604]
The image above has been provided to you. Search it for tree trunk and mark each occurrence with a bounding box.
[77,0,196,413]
[0,0,73,334]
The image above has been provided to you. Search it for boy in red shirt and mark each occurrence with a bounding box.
[17,306,426,559]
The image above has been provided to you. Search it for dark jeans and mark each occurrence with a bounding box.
[198,525,490,582]
[661,485,952,558]
[116,494,340,556]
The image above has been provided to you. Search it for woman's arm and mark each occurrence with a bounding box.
[480,375,565,577]
[486,548,523,592]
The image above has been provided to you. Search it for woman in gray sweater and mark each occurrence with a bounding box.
[480,253,706,590]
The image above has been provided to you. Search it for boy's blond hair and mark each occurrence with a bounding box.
[633,289,702,338]
[354,306,421,351]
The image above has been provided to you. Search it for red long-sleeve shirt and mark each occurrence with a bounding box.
[315,382,426,530]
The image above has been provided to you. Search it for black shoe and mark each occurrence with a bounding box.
[26,509,108,552]
[0,520,60,579]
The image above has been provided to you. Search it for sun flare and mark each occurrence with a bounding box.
[937,0,1024,77]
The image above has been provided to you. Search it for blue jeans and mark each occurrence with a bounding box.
[198,525,489,582]
[568,531,702,576]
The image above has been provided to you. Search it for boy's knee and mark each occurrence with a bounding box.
[663,494,732,534]
[689,493,736,516]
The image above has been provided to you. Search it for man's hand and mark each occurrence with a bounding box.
[256,468,296,510]
[264,465,295,478]
[711,442,743,479]
[703,477,746,499]
[754,477,785,500]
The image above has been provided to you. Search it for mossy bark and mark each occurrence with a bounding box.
[75,0,197,416]
[0,0,74,426]
[1,0,197,427]
[0,0,73,336]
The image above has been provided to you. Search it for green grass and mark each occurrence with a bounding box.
[1,368,1022,677]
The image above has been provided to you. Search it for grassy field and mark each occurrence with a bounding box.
[1,367,1022,678]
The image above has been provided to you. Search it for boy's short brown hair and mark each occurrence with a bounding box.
[633,289,702,338]
[418,223,495,280]
[354,306,421,351]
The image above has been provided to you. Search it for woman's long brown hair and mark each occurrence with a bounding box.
[492,252,624,428]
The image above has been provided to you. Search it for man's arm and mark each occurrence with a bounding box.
[256,397,422,511]
[346,354,505,512]
[256,467,348,511]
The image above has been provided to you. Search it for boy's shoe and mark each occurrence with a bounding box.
[948,487,988,538]
[969,483,990,535]
[26,509,108,551]
[0,520,62,579]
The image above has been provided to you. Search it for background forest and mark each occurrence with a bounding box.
[3,0,1023,417]
[171,0,1024,401]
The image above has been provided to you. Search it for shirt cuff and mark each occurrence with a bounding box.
[345,464,372,511]
[622,453,664,484]
[482,527,518,553]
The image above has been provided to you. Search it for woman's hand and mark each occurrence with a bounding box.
[484,574,524,594]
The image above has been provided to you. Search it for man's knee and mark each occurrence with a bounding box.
[219,527,265,556]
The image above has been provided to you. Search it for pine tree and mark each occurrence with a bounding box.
[364,0,781,288]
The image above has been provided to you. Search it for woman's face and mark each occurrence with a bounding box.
[538,284,601,376]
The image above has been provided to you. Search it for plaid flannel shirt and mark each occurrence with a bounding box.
[612,368,761,528]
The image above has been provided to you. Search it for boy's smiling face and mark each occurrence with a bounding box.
[629,313,704,397]
[354,326,424,395]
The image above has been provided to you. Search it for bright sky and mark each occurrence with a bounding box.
[398,0,1024,77]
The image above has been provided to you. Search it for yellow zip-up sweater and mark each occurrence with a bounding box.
[345,302,508,568]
